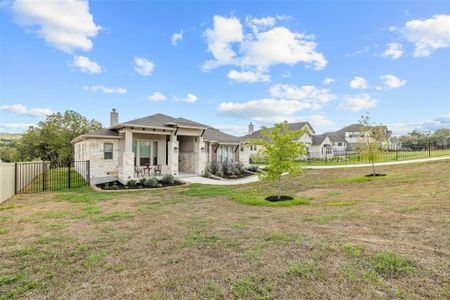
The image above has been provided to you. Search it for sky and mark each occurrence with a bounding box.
[1,1,449,137]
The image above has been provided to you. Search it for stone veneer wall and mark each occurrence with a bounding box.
[87,138,121,181]
[179,152,195,173]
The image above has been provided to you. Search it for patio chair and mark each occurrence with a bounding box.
[154,164,162,176]
[134,166,143,178]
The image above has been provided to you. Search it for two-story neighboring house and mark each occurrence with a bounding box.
[334,124,391,152]
[242,121,317,160]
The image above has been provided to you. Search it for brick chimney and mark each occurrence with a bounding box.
[110,108,118,127]
[248,122,254,135]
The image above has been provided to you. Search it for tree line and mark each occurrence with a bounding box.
[399,128,450,151]
[0,111,102,163]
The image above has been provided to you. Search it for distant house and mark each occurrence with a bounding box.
[72,109,249,185]
[333,124,391,151]
[242,121,337,160]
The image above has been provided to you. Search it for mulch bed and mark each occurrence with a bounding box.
[265,195,294,202]
[222,171,255,180]
[96,180,185,190]
[364,173,387,177]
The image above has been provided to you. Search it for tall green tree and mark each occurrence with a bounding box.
[15,110,102,163]
[355,113,389,176]
[252,121,306,200]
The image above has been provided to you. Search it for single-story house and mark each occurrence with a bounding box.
[72,109,249,185]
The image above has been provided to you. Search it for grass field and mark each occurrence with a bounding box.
[1,160,449,299]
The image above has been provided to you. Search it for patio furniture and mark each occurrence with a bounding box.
[154,164,162,176]
[134,166,143,178]
[143,164,152,176]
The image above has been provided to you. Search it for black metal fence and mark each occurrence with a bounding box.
[305,144,450,165]
[15,160,90,194]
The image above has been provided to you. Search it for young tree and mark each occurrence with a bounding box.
[354,113,389,176]
[252,121,306,200]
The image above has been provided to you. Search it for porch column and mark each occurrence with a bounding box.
[120,129,134,182]
[167,133,179,176]
[195,136,207,175]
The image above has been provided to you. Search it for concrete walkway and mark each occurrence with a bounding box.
[303,155,450,169]
[178,174,260,185]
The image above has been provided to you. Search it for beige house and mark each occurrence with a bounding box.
[72,109,249,185]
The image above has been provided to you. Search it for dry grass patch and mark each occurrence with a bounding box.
[0,160,449,299]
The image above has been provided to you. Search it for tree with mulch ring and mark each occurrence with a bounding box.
[355,113,389,177]
[250,121,306,202]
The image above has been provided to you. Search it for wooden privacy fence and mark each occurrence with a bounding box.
[0,160,90,203]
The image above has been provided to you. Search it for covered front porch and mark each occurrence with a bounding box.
[117,126,207,183]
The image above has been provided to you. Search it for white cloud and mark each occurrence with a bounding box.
[203,15,244,70]
[83,85,126,94]
[401,14,450,57]
[181,93,198,103]
[12,0,101,53]
[349,76,368,89]
[134,57,155,76]
[246,16,276,33]
[380,74,406,89]
[171,30,183,46]
[147,92,166,102]
[322,77,334,85]
[269,83,336,107]
[0,104,52,118]
[0,123,36,133]
[389,113,450,135]
[382,42,403,59]
[218,98,315,124]
[202,15,327,73]
[227,69,270,83]
[73,55,101,74]
[337,94,377,111]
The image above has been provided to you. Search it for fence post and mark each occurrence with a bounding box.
[428,138,431,157]
[396,148,398,161]
[14,162,18,194]
[87,160,90,186]
[42,162,46,191]
[68,161,71,189]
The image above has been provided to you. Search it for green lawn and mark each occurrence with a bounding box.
[1,160,449,299]
[20,168,87,193]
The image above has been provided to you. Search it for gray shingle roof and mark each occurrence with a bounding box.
[312,134,328,146]
[335,124,388,140]
[121,113,207,128]
[323,131,345,143]
[243,122,313,140]
[78,113,242,144]
[85,129,120,137]
[203,128,242,144]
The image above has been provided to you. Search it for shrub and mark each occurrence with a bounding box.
[161,174,175,185]
[144,177,161,188]
[139,178,146,185]
[111,181,119,190]
[208,162,220,174]
[222,163,232,175]
[247,165,259,172]
[215,170,224,178]
[127,179,137,187]
[235,162,245,174]
[202,170,211,178]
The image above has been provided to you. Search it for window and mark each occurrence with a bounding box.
[132,140,137,166]
[152,141,158,165]
[139,141,151,166]
[338,142,342,147]
[104,143,113,160]
[217,146,222,162]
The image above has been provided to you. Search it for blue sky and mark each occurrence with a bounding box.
[1,1,449,136]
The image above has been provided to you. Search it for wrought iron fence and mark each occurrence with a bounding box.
[15,160,90,194]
